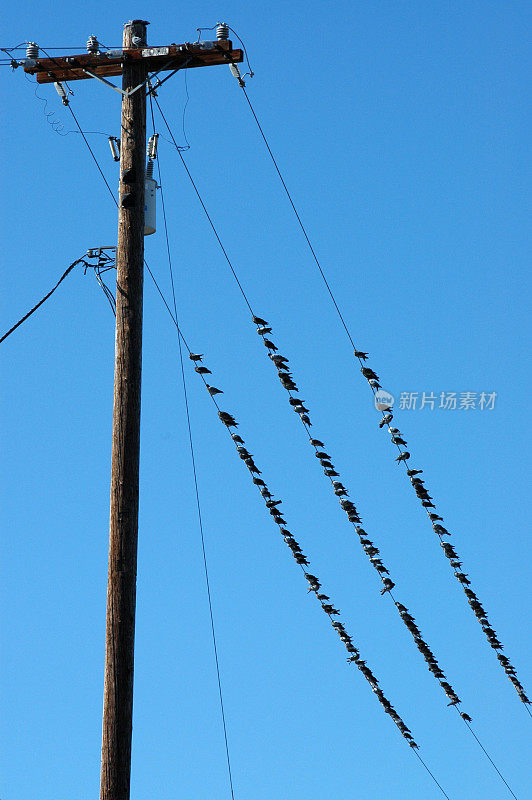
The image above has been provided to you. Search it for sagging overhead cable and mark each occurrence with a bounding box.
[234,76,531,716]
[183,349,423,754]
[250,316,466,710]
[149,95,523,797]
[136,266,453,795]
[0,256,88,344]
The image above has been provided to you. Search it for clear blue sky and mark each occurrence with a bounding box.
[1,2,531,799]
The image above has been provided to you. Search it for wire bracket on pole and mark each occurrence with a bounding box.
[81,68,147,97]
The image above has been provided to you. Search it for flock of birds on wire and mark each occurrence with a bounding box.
[182,310,529,754]
[186,338,420,748]
[349,348,529,710]
[1,30,529,795]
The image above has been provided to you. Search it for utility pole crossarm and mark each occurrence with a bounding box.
[18,17,245,800]
[22,40,243,84]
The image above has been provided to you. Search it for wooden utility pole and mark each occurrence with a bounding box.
[100,19,148,800]
[22,24,243,800]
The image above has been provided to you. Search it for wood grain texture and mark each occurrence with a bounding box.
[99,20,147,800]
[23,41,243,83]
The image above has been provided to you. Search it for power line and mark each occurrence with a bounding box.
[59,89,239,797]
[411,750,451,800]
[26,68,515,797]
[240,85,356,349]
[138,241,440,777]
[235,82,531,715]
[150,94,522,797]
[157,335,458,798]
[152,327,425,747]
[250,317,466,704]
[148,95,236,800]
[252,318,519,798]
[150,94,254,315]
[458,712,519,800]
[2,45,118,50]
[0,256,86,344]
[66,104,117,206]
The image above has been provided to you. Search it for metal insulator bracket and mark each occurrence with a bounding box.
[86,35,100,54]
[229,62,245,87]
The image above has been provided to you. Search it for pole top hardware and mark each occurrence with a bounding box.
[22,39,243,84]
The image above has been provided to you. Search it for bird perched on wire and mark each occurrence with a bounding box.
[395,452,410,462]
[206,385,223,396]
[322,604,340,615]
[253,315,268,326]
[263,338,277,351]
[218,411,238,427]
[361,367,379,381]
[305,573,320,591]
[433,524,450,536]
[189,353,204,362]
[442,542,458,559]
[266,499,282,509]
[195,365,212,375]
[354,350,369,360]
[446,696,460,706]
[279,372,297,390]
[391,436,408,447]
[271,354,289,367]
[279,371,296,382]
[379,414,393,428]
[257,326,272,335]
